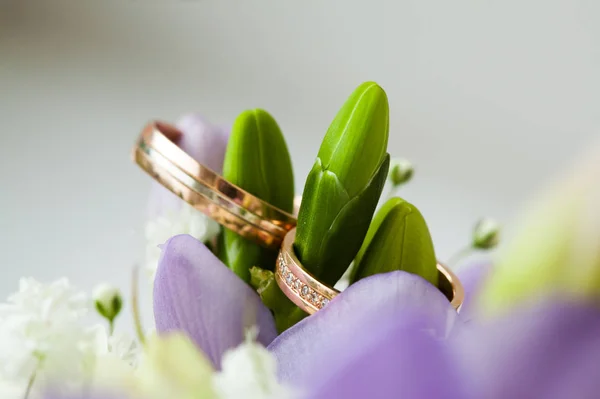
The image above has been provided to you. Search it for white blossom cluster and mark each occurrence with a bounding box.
[0,278,295,399]
[145,203,221,278]
[214,328,298,399]
[0,278,138,398]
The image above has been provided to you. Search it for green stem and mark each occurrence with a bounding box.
[131,266,146,345]
[447,245,474,267]
[386,185,398,201]
[23,368,37,399]
[109,320,115,336]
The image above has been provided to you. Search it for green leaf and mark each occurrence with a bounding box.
[220,109,294,282]
[350,197,438,286]
[293,82,390,285]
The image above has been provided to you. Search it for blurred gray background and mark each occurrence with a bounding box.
[1,0,598,307]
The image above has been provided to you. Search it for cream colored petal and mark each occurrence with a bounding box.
[135,332,216,399]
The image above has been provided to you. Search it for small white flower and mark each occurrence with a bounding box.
[0,378,23,399]
[145,203,221,278]
[0,278,91,378]
[109,331,140,368]
[0,278,88,323]
[89,325,140,368]
[213,328,298,399]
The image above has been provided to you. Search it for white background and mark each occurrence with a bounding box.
[1,1,598,321]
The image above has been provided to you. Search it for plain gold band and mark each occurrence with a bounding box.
[133,121,296,250]
[276,228,465,315]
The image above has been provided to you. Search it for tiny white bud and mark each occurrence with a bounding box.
[389,158,414,186]
[93,283,123,323]
[473,218,501,249]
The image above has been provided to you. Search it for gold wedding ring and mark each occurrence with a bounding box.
[134,121,464,315]
[275,228,464,315]
[133,121,296,250]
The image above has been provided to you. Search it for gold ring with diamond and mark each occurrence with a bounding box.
[275,227,464,315]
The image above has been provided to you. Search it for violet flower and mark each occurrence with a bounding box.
[153,234,278,369]
[271,272,600,398]
[154,239,600,398]
[148,114,492,371]
[149,116,600,397]
[152,234,487,369]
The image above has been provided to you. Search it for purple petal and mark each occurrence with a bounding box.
[455,300,600,399]
[268,271,457,386]
[308,315,468,399]
[153,234,277,368]
[454,260,492,322]
[147,114,230,218]
[175,114,230,173]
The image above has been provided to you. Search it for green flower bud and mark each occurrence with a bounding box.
[249,266,306,332]
[249,266,274,293]
[477,144,600,316]
[389,158,414,186]
[294,82,390,286]
[473,218,501,250]
[220,109,295,282]
[93,283,123,324]
[350,197,438,286]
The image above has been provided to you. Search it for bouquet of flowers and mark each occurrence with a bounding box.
[1,82,599,399]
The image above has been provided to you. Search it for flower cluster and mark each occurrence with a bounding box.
[0,277,293,399]
[1,82,599,399]
[0,278,138,398]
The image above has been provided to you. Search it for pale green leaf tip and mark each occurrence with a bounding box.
[476,141,600,316]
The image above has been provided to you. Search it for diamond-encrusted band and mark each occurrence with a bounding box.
[275,228,465,315]
[275,228,338,315]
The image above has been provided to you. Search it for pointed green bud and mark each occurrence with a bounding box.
[222,109,294,211]
[472,218,501,250]
[389,158,414,186]
[318,82,389,197]
[294,82,390,286]
[477,144,600,315]
[220,109,295,282]
[350,197,438,286]
[93,283,123,323]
